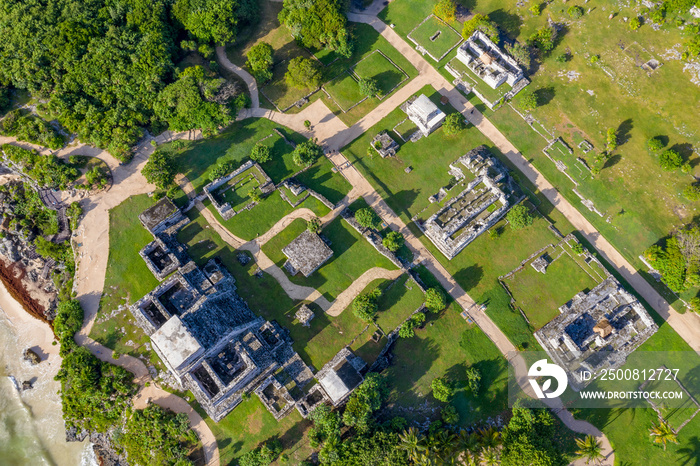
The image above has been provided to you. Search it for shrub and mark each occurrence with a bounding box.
[246,42,274,83]
[528,25,556,53]
[529,3,541,16]
[646,137,664,152]
[442,113,466,135]
[359,77,380,97]
[248,188,262,203]
[644,238,687,292]
[505,42,531,68]
[659,149,683,171]
[431,377,453,402]
[1,110,64,150]
[293,139,323,166]
[567,5,584,19]
[399,321,416,338]
[285,57,322,89]
[630,17,642,30]
[355,207,381,229]
[690,297,700,313]
[589,55,600,64]
[382,231,404,251]
[683,184,700,201]
[433,0,457,22]
[465,366,481,394]
[605,127,618,153]
[462,14,499,42]
[307,217,322,233]
[517,89,537,112]
[353,289,381,322]
[572,243,585,255]
[250,143,272,163]
[425,287,446,312]
[441,405,459,424]
[507,204,534,230]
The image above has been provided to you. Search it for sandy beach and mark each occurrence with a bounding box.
[0,280,90,466]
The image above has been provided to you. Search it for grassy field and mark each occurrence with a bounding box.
[91,195,160,359]
[505,242,601,330]
[209,192,330,241]
[353,50,408,96]
[323,71,366,112]
[388,0,700,309]
[261,216,398,301]
[374,273,426,333]
[408,15,462,61]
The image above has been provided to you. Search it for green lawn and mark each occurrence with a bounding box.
[261,216,398,301]
[91,195,160,358]
[374,274,426,333]
[408,15,462,61]
[353,50,408,96]
[323,72,365,112]
[505,245,600,330]
[210,191,331,241]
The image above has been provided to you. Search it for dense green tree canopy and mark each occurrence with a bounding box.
[173,0,258,45]
[246,42,274,83]
[292,139,323,166]
[507,204,534,230]
[279,0,352,56]
[355,207,381,229]
[501,405,565,466]
[142,150,177,190]
[285,57,322,90]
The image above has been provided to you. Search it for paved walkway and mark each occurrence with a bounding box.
[216,46,259,109]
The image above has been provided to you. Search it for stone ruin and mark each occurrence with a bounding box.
[534,276,658,391]
[203,161,274,220]
[419,145,520,259]
[531,254,550,274]
[129,201,368,422]
[371,131,399,158]
[282,230,333,277]
[402,94,446,139]
[456,31,524,90]
[138,197,190,281]
[295,304,315,327]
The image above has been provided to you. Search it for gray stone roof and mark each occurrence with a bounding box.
[138,197,178,233]
[282,230,333,277]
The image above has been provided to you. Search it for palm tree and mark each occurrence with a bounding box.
[575,435,604,464]
[649,420,679,451]
[478,427,502,449]
[400,427,425,462]
[480,446,501,466]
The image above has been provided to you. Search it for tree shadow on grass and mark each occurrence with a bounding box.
[534,86,555,107]
[384,337,441,408]
[488,9,522,39]
[603,153,622,170]
[616,118,633,146]
[672,142,699,168]
[677,436,700,466]
[453,264,484,292]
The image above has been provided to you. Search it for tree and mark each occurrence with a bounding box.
[248,188,262,203]
[505,42,531,68]
[250,143,272,163]
[689,297,700,313]
[246,42,274,83]
[568,5,584,19]
[342,373,386,430]
[142,150,176,190]
[353,291,380,322]
[279,0,352,56]
[660,149,683,171]
[424,287,446,312]
[382,231,404,251]
[173,0,258,45]
[359,77,380,97]
[501,404,564,466]
[285,57,322,90]
[399,312,425,338]
[647,137,664,152]
[630,17,642,30]
[399,427,425,462]
[441,405,459,424]
[605,127,618,153]
[442,113,466,135]
[575,435,604,465]
[528,25,556,53]
[462,14,499,42]
[507,204,534,230]
[433,0,457,22]
[683,184,700,201]
[431,377,453,402]
[53,300,84,349]
[465,366,481,394]
[530,3,542,15]
[649,420,679,451]
[355,207,381,230]
[307,217,322,233]
[66,202,83,231]
[153,66,231,133]
[292,139,323,166]
[517,89,537,112]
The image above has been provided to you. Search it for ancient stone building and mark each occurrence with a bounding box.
[404,94,446,137]
[534,276,658,391]
[419,145,519,259]
[456,31,524,90]
[371,131,400,158]
[203,161,274,220]
[137,197,190,280]
[282,230,333,277]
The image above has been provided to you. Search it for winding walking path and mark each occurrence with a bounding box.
[216,46,259,109]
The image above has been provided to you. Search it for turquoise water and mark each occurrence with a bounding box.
[0,310,93,466]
